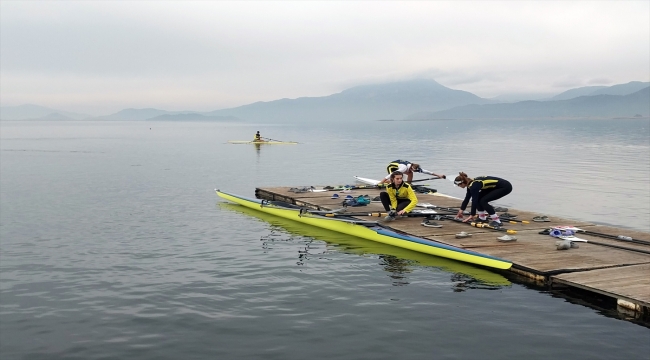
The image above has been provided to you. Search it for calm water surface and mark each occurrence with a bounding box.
[1,119,649,359]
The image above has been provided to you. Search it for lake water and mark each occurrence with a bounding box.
[1,119,649,359]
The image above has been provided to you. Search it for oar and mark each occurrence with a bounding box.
[261,136,294,143]
[445,215,517,234]
[557,227,650,246]
[411,177,444,183]
[559,236,650,255]
[500,218,530,225]
[309,210,437,218]
[415,203,459,213]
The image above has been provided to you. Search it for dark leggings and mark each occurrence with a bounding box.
[379,191,412,212]
[477,182,512,215]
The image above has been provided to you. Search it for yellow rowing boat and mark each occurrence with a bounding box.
[220,202,511,286]
[216,190,513,270]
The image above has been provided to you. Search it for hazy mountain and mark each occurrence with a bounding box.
[549,86,608,101]
[4,79,648,123]
[589,81,650,96]
[203,79,493,123]
[0,104,89,120]
[488,93,556,103]
[549,81,649,101]
[147,113,240,121]
[408,86,650,120]
[95,108,186,121]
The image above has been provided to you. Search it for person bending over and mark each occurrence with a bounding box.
[379,171,419,221]
[454,172,512,228]
[379,159,445,184]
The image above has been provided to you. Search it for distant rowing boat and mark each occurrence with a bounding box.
[228,140,298,145]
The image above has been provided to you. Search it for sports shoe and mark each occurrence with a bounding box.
[421,219,442,228]
[455,231,472,239]
[331,193,339,199]
[500,212,517,219]
[497,235,517,242]
[494,207,508,212]
[384,215,396,222]
[488,220,503,228]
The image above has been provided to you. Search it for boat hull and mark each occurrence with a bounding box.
[216,190,512,270]
[228,140,298,145]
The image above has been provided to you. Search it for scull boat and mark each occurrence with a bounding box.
[216,190,512,270]
[228,140,298,145]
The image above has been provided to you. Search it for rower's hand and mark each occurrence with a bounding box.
[397,210,406,216]
[441,175,446,179]
[462,216,474,223]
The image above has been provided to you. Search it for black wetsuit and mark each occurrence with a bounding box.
[460,176,512,216]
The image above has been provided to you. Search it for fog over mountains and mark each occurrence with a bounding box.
[2,80,648,122]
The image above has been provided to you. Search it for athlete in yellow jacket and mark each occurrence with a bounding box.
[379,171,419,220]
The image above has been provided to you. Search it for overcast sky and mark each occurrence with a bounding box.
[1,1,649,115]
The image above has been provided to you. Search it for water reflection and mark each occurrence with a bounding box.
[378,255,413,286]
[220,202,510,289]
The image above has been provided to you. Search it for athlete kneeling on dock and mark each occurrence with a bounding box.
[380,171,419,221]
[454,172,512,228]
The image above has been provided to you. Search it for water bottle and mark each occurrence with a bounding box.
[617,235,633,241]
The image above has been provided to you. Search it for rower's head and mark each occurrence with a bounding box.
[256,131,260,134]
[409,163,420,172]
[454,172,471,188]
[390,171,404,186]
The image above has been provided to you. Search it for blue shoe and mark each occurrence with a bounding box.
[345,195,354,199]
[331,193,339,199]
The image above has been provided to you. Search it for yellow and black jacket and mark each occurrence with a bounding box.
[386,182,418,213]
[461,176,507,215]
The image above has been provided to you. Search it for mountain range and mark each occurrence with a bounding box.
[408,86,649,120]
[1,80,648,122]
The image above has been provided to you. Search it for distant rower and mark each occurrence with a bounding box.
[254,131,262,141]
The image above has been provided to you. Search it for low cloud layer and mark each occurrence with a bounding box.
[1,1,648,115]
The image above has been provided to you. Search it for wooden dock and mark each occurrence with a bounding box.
[254,186,650,321]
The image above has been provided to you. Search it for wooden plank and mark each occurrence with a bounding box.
[552,264,650,307]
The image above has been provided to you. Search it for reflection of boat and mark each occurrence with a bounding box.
[216,190,513,271]
[219,202,510,286]
[228,140,298,145]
